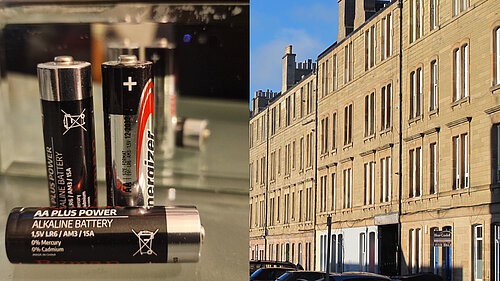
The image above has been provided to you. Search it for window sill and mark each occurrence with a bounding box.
[428,108,439,117]
[379,127,392,136]
[330,148,337,155]
[408,115,423,125]
[451,96,470,108]
[363,134,376,143]
[490,84,500,94]
[343,143,353,151]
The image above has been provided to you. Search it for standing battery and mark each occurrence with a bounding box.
[145,39,177,159]
[5,206,204,264]
[102,55,154,208]
[37,56,97,208]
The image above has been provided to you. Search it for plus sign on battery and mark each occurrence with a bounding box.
[123,76,137,92]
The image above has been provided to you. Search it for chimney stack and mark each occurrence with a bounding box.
[282,45,296,93]
[308,59,312,69]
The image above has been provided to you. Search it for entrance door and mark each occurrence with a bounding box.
[442,226,452,281]
[379,224,398,276]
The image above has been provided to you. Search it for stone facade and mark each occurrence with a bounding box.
[250,0,500,280]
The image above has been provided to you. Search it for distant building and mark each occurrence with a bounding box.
[250,0,500,280]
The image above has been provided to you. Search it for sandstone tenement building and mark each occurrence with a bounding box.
[249,0,500,280]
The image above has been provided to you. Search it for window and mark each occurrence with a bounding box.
[249,163,253,189]
[452,133,469,189]
[386,13,392,58]
[299,190,303,222]
[332,112,337,150]
[344,104,353,145]
[260,156,266,185]
[271,107,276,135]
[320,175,328,212]
[453,0,468,17]
[410,0,423,43]
[364,161,375,205]
[249,202,252,227]
[359,233,366,271]
[430,0,438,30]
[270,151,276,181]
[256,118,259,141]
[453,44,469,101]
[381,17,386,61]
[292,92,296,119]
[321,117,329,155]
[284,193,290,224]
[322,62,326,97]
[337,234,343,272]
[365,92,375,137]
[300,137,304,171]
[410,68,422,119]
[409,228,422,273]
[430,142,438,194]
[326,59,329,95]
[256,159,259,185]
[249,123,253,148]
[430,60,438,111]
[495,27,500,85]
[344,42,353,84]
[331,172,336,210]
[381,83,392,130]
[269,197,274,226]
[278,148,281,175]
[261,116,265,141]
[277,192,280,223]
[286,96,291,126]
[279,102,282,128]
[381,156,392,202]
[473,225,483,281]
[292,141,296,170]
[409,147,422,197]
[300,87,304,118]
[320,234,326,271]
[308,132,314,167]
[307,81,314,114]
[365,25,375,70]
[291,192,295,220]
[332,54,338,91]
[269,244,273,261]
[430,228,440,274]
[343,168,352,208]
[494,224,500,281]
[298,243,303,266]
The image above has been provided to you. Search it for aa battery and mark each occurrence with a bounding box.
[145,39,177,159]
[175,118,211,151]
[102,55,154,207]
[5,206,204,264]
[37,56,97,208]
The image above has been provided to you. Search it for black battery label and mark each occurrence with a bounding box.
[7,207,167,264]
[41,97,97,208]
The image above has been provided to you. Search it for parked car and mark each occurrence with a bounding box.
[250,260,304,275]
[319,272,392,281]
[276,270,333,281]
[250,267,295,281]
[390,273,444,281]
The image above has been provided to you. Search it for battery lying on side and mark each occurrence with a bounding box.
[37,56,97,208]
[145,38,177,159]
[102,55,154,207]
[5,206,204,264]
[175,118,211,151]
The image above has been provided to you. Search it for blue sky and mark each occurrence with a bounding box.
[250,1,339,105]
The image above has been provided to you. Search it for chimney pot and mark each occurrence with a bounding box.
[285,45,293,54]
[308,59,312,69]
[298,62,303,69]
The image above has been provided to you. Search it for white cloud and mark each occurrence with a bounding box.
[251,28,323,98]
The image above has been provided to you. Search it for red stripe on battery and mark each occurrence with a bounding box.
[136,79,154,177]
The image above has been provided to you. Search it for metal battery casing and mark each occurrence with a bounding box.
[145,40,177,159]
[37,56,97,208]
[5,206,203,263]
[102,55,154,207]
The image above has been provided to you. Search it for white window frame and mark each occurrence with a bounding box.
[473,224,483,281]
[496,27,500,85]
[431,60,438,111]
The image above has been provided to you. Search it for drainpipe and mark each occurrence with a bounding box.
[397,0,404,276]
[265,102,270,260]
[313,61,319,271]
